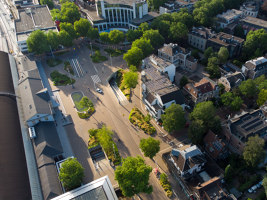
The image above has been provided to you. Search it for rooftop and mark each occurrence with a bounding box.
[159,43,189,56]
[96,0,142,6]
[51,176,118,200]
[217,9,242,21]
[0,51,32,200]
[208,32,244,46]
[241,16,267,29]
[145,55,172,71]
[131,12,159,25]
[243,56,267,70]
[220,72,245,88]
[189,26,214,39]
[240,1,258,12]
[15,5,56,33]
[230,109,266,142]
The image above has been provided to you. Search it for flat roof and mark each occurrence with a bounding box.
[15,5,56,34]
[131,12,159,25]
[0,51,31,200]
[241,16,267,29]
[217,9,242,21]
[96,0,139,6]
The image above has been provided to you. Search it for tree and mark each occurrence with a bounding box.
[150,19,171,39]
[171,9,194,29]
[59,158,84,191]
[147,0,166,10]
[59,30,73,47]
[115,156,153,197]
[50,9,61,21]
[206,57,221,78]
[108,30,125,45]
[263,172,267,195]
[96,126,114,153]
[239,79,257,98]
[123,47,143,67]
[26,30,49,54]
[218,47,229,64]
[60,22,77,39]
[123,71,138,89]
[204,47,213,60]
[99,32,110,44]
[161,104,186,133]
[87,28,99,41]
[234,25,245,38]
[221,92,243,111]
[180,76,188,88]
[40,0,54,9]
[188,119,206,144]
[60,2,81,24]
[170,22,188,42]
[138,22,150,33]
[142,30,164,49]
[47,30,59,50]
[257,89,267,106]
[243,29,267,59]
[132,38,154,58]
[190,101,216,126]
[139,138,160,159]
[224,164,234,183]
[129,65,137,72]
[80,97,93,108]
[126,29,142,43]
[74,18,91,37]
[243,135,265,167]
[230,96,243,111]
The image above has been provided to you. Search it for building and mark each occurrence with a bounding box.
[158,43,198,72]
[175,0,198,12]
[141,63,185,120]
[18,57,54,126]
[203,130,228,160]
[207,32,244,58]
[216,9,243,29]
[13,0,33,7]
[15,5,57,52]
[84,0,159,32]
[184,77,219,104]
[218,72,245,92]
[159,0,198,14]
[0,51,32,200]
[51,176,118,200]
[224,109,267,153]
[143,55,176,82]
[170,145,207,179]
[240,1,259,17]
[241,56,267,79]
[240,16,267,34]
[33,122,64,200]
[188,27,214,52]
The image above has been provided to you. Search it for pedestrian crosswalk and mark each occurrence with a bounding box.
[91,75,101,84]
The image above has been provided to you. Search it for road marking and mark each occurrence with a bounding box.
[91,74,101,84]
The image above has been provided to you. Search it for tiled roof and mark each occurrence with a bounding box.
[204,130,226,159]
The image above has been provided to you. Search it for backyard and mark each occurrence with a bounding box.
[129,107,156,135]
[50,70,75,86]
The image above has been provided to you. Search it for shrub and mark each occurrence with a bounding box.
[166,190,173,198]
[50,70,75,86]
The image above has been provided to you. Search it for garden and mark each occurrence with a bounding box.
[104,48,125,57]
[50,70,75,86]
[90,50,108,63]
[71,92,95,119]
[46,58,62,67]
[160,173,173,198]
[116,69,131,100]
[129,107,156,135]
[88,126,121,165]
[64,61,74,75]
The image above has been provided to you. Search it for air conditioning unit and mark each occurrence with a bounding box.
[28,127,36,139]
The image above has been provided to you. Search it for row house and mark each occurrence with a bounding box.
[218,71,245,92]
[242,56,267,79]
[216,9,243,29]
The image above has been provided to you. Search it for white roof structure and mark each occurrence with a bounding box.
[51,176,118,200]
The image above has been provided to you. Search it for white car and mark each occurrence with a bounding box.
[96,88,103,94]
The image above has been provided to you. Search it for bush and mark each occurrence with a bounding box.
[77,107,95,119]
[166,190,173,198]
[50,70,75,86]
[129,108,156,135]
[47,58,62,67]
[91,50,108,63]
[159,173,173,198]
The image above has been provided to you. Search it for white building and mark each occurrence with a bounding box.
[240,1,259,17]
[85,0,159,32]
[242,56,267,79]
[14,5,57,52]
[51,176,118,200]
[216,9,243,29]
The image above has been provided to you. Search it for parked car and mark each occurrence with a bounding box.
[96,88,103,94]
[256,181,263,188]
[248,188,253,193]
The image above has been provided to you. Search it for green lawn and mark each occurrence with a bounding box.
[104,48,125,57]
[50,70,75,86]
[91,50,108,63]
[71,92,88,112]
[46,58,62,67]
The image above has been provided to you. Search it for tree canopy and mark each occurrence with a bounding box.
[26,30,49,54]
[123,71,138,89]
[218,47,229,64]
[221,92,243,111]
[115,156,153,197]
[142,30,164,49]
[108,30,125,45]
[257,89,267,107]
[123,47,143,67]
[58,30,73,47]
[51,2,80,24]
[239,79,257,98]
[99,32,110,44]
[126,29,142,43]
[170,22,188,42]
[60,22,77,39]
[206,57,221,78]
[40,0,54,9]
[139,138,160,159]
[243,135,265,167]
[147,0,166,10]
[74,18,91,37]
[59,158,84,191]
[47,30,60,50]
[188,119,206,144]
[132,38,154,58]
[161,104,186,133]
[87,28,99,40]
[204,47,214,60]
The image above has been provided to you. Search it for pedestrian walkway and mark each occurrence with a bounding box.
[70,58,84,78]
[91,74,101,84]
[110,81,128,105]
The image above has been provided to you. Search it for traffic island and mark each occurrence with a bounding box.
[71,92,95,119]
[129,107,156,135]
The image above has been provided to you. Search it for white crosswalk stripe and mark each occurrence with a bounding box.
[91,75,101,84]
